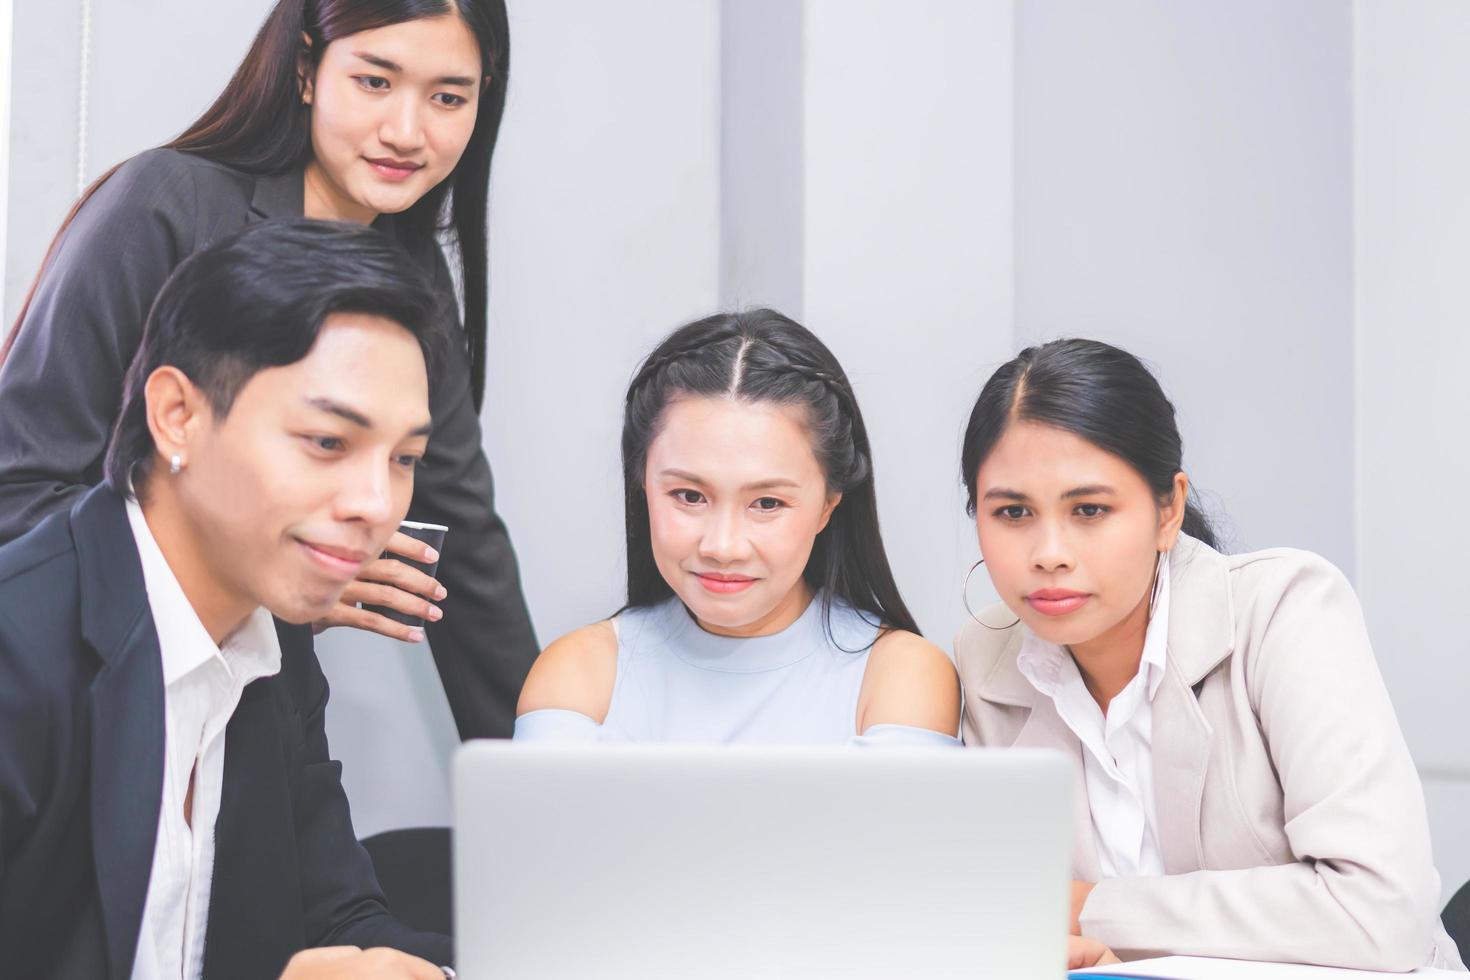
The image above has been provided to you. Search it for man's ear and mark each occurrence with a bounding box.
[298,31,315,105]
[143,366,211,473]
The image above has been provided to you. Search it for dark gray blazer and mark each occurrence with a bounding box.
[0,148,536,739]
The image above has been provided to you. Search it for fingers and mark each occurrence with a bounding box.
[354,556,446,602]
[1066,935,1118,970]
[314,598,426,644]
[384,530,440,565]
[338,578,443,624]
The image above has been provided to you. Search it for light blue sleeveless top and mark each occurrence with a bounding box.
[514,593,959,748]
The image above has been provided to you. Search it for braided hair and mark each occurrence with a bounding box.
[621,308,920,642]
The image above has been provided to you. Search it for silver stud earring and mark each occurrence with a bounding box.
[962,557,1020,630]
[169,454,183,475]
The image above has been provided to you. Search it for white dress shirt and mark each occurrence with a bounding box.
[1017,561,1171,879]
[125,497,282,980]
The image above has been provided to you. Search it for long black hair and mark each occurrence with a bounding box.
[6,0,507,409]
[622,308,921,639]
[960,338,1220,549]
[106,219,439,496]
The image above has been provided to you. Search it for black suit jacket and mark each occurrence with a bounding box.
[0,148,536,738]
[0,486,452,978]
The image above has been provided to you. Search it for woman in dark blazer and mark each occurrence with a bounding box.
[0,0,535,739]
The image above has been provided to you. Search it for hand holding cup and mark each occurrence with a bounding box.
[313,521,449,643]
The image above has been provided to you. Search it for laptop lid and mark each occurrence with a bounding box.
[454,742,1072,980]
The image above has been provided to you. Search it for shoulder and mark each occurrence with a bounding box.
[951,602,1024,691]
[858,628,961,735]
[0,507,76,588]
[516,619,620,722]
[1224,545,1354,605]
[60,150,251,259]
[868,629,956,681]
[90,148,247,215]
[1212,545,1363,656]
[129,148,256,194]
[0,515,84,733]
[1172,541,1374,706]
[0,511,82,666]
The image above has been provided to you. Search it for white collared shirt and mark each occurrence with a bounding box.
[124,496,282,980]
[1017,561,1171,879]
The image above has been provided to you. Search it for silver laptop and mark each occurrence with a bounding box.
[453,742,1072,980]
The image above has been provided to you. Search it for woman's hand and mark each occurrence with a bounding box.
[1070,879,1096,935]
[278,946,449,979]
[312,531,447,643]
[1067,935,1121,970]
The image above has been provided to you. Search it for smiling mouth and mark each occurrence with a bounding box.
[694,572,758,595]
[298,539,369,581]
[365,157,424,181]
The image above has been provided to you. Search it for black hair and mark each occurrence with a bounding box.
[622,308,921,641]
[8,0,507,410]
[960,338,1219,549]
[104,218,441,495]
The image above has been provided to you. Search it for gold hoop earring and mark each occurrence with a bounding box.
[962,558,1019,630]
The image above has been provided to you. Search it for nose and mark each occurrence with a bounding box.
[379,94,427,154]
[697,504,753,565]
[1030,518,1075,574]
[336,455,398,530]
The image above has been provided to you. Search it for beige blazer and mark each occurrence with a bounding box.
[956,535,1465,971]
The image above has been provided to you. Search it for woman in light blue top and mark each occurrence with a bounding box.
[514,309,960,746]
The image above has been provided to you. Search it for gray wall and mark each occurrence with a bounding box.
[2,0,1465,897]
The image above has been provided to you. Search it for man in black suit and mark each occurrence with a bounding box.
[0,220,453,979]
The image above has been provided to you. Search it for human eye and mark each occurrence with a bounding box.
[353,75,390,92]
[1074,503,1111,520]
[393,453,423,471]
[670,489,705,506]
[303,434,346,455]
[432,92,469,108]
[991,504,1029,522]
[751,497,786,513]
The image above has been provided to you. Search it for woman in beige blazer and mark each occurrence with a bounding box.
[953,338,1464,971]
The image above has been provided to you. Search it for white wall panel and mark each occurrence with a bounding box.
[1015,0,1355,570]
[802,0,1015,648]
[1354,0,1470,901]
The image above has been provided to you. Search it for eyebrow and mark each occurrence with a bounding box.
[352,51,478,87]
[1062,485,1117,499]
[659,469,801,492]
[306,397,433,437]
[981,484,1117,502]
